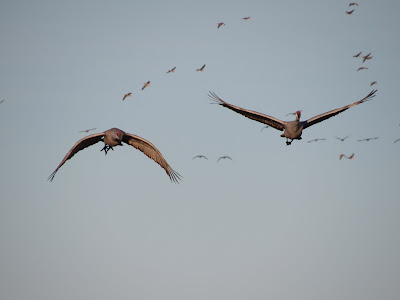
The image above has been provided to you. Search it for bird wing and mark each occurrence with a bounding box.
[48,132,105,181]
[302,90,377,130]
[122,133,181,183]
[209,92,285,131]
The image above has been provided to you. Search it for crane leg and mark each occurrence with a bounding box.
[286,138,292,146]
[100,145,114,155]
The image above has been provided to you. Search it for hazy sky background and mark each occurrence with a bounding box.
[1,0,399,299]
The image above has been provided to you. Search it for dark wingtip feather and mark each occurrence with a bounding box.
[168,168,183,184]
[47,170,57,182]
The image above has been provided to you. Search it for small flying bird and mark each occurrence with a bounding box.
[209,90,377,145]
[335,136,350,142]
[217,22,225,28]
[122,93,132,100]
[370,81,377,86]
[353,51,362,58]
[196,64,206,71]
[346,10,354,15]
[349,3,358,6]
[357,67,368,71]
[166,67,176,73]
[193,155,208,160]
[307,138,326,143]
[48,128,181,183]
[142,81,150,90]
[362,52,373,63]
[285,110,302,117]
[79,128,96,133]
[217,156,232,162]
[394,139,400,143]
[339,153,355,160]
[357,137,379,142]
[260,125,269,132]
[0,99,4,104]
[242,17,251,20]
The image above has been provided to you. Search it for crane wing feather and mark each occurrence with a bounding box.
[302,90,377,129]
[208,92,285,131]
[48,132,105,181]
[122,133,182,183]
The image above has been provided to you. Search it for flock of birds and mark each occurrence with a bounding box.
[6,3,388,182]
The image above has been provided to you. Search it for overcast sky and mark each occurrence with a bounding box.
[1,1,399,299]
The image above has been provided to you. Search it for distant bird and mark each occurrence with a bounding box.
[142,81,150,90]
[260,125,269,132]
[335,136,350,142]
[370,81,377,86]
[79,128,96,133]
[217,22,225,28]
[217,156,232,162]
[209,90,377,145]
[196,64,206,71]
[48,128,181,183]
[357,137,379,142]
[122,93,132,100]
[349,3,358,6]
[346,10,354,15]
[362,52,373,63]
[242,17,251,20]
[0,99,4,104]
[193,155,208,160]
[339,153,355,160]
[394,138,400,143]
[166,67,176,73]
[285,110,302,117]
[357,67,368,71]
[307,138,326,143]
[353,51,362,58]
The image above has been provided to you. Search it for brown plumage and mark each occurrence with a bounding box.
[142,81,150,90]
[166,67,176,73]
[353,51,362,58]
[48,128,181,183]
[217,22,225,28]
[196,64,206,71]
[346,10,354,15]
[362,52,373,63]
[122,92,132,100]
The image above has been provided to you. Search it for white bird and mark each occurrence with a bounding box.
[209,90,377,145]
[48,128,181,183]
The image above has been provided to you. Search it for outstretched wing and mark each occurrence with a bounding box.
[48,132,105,181]
[122,133,182,183]
[209,92,285,131]
[302,90,377,130]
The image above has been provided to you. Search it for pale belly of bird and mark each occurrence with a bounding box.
[281,122,303,140]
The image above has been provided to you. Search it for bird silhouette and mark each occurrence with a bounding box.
[122,93,132,100]
[48,128,181,183]
[196,64,206,71]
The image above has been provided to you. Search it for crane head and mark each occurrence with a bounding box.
[296,111,301,120]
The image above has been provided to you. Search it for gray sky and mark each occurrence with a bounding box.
[1,0,399,299]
